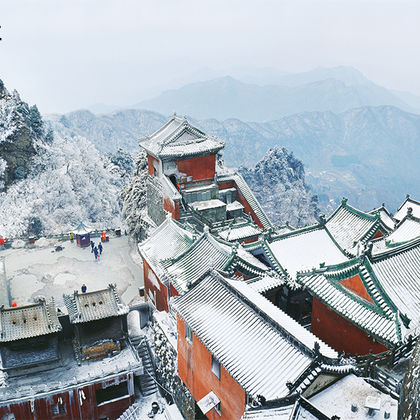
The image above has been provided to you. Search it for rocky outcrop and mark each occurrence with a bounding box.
[239,147,320,227]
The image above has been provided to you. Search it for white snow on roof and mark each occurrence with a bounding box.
[241,405,293,419]
[174,272,319,400]
[139,218,194,276]
[393,196,420,222]
[371,208,395,230]
[309,373,398,419]
[190,199,226,211]
[228,278,337,359]
[268,229,347,278]
[371,241,420,333]
[386,217,420,245]
[218,224,261,241]
[246,274,284,294]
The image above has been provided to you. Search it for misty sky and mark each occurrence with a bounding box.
[1,0,419,113]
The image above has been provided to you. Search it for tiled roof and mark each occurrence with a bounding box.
[297,261,402,346]
[0,298,61,342]
[393,195,420,222]
[370,238,420,333]
[73,221,91,235]
[64,284,129,324]
[138,217,194,276]
[246,274,285,294]
[241,405,294,419]
[266,226,348,279]
[326,199,389,255]
[174,271,338,400]
[218,172,273,230]
[139,116,224,159]
[217,222,262,242]
[383,216,420,246]
[167,232,268,293]
[369,205,395,230]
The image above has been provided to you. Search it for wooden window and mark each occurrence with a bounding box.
[211,355,221,379]
[185,323,193,343]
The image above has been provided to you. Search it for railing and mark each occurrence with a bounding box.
[354,335,416,368]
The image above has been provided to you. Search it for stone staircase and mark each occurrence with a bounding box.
[134,337,158,396]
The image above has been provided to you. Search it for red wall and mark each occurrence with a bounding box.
[372,229,385,239]
[143,259,169,312]
[164,197,180,220]
[311,298,388,355]
[176,154,216,181]
[143,259,179,312]
[148,154,159,176]
[339,274,373,303]
[177,316,246,420]
[0,374,134,420]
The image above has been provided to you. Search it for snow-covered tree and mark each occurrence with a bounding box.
[120,151,149,241]
[0,134,124,237]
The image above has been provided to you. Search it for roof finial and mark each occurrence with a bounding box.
[173,111,177,118]
[406,194,410,199]
[407,207,413,217]
[341,197,348,206]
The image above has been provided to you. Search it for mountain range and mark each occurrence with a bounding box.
[86,66,420,121]
[47,105,420,214]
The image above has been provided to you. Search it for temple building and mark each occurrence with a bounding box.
[139,115,273,231]
[173,270,357,420]
[297,237,420,355]
[0,287,142,420]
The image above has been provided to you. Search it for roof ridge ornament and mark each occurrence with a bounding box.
[341,197,348,206]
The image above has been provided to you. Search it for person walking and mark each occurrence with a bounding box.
[90,240,95,253]
[94,246,98,260]
[98,243,103,255]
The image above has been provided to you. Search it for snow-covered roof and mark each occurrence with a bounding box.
[139,115,224,159]
[72,221,92,235]
[226,200,244,212]
[0,298,61,342]
[326,199,389,255]
[393,195,420,222]
[174,271,338,400]
[190,199,226,211]
[217,222,262,242]
[369,204,395,230]
[138,217,194,276]
[297,260,402,347]
[167,232,268,293]
[370,238,420,333]
[309,373,398,419]
[218,172,273,230]
[266,227,348,278]
[64,284,128,324]
[245,274,285,294]
[382,216,420,246]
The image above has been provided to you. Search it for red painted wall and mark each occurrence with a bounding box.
[339,274,373,303]
[148,154,159,176]
[0,374,134,420]
[164,197,180,220]
[177,316,246,420]
[176,154,216,181]
[372,229,385,239]
[143,259,169,312]
[311,298,388,355]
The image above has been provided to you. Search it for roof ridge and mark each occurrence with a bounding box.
[371,235,420,261]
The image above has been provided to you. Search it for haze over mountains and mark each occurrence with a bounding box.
[86,66,420,120]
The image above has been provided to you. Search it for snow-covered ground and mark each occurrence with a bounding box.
[1,235,143,310]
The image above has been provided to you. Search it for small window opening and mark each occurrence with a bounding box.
[211,355,221,379]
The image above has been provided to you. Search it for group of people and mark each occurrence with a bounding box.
[90,240,103,261]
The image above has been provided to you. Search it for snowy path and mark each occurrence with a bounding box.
[2,235,143,310]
